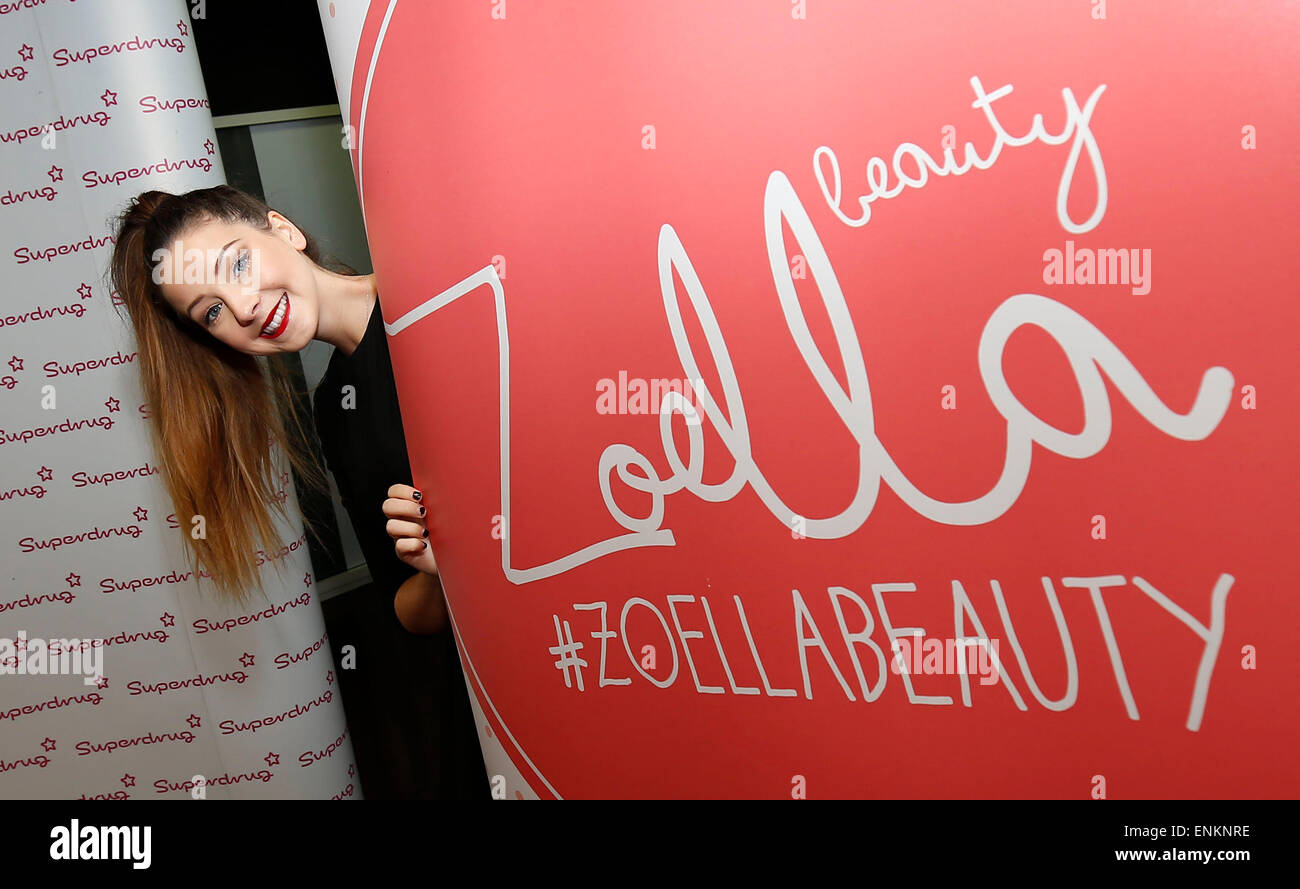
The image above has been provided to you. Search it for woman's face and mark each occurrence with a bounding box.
[157,211,320,355]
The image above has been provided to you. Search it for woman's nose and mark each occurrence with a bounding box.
[232,291,262,325]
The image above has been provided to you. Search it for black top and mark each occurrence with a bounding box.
[312,296,488,800]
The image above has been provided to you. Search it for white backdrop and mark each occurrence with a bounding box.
[0,0,358,799]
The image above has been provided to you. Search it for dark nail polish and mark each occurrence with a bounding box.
[422,541,428,550]
[412,490,422,501]
[418,506,426,516]
[422,528,429,538]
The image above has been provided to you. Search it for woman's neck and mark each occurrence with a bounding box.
[313,268,378,357]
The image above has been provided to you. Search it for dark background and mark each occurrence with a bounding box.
[190,0,338,116]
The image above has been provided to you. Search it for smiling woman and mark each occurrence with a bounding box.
[108,187,487,799]
[108,186,440,610]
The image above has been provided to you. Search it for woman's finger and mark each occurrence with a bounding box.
[382,497,425,521]
[385,518,428,540]
[395,538,428,558]
[386,483,423,502]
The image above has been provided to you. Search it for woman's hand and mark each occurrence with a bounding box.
[383,483,438,576]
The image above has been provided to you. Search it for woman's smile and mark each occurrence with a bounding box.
[259,291,291,339]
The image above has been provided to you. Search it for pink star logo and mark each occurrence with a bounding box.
[47,165,62,183]
[77,283,93,299]
[239,652,255,668]
[96,675,109,689]
[203,138,214,155]
[105,397,121,412]
[37,466,52,482]
[41,737,56,752]
[304,572,312,587]
[18,44,33,62]
[326,670,335,684]
[120,773,135,788]
[160,612,175,627]
[177,20,189,37]
[264,751,280,767]
[7,355,21,372]
[65,571,81,587]
[100,88,118,108]
[186,713,201,729]
[14,635,26,652]
[133,505,148,522]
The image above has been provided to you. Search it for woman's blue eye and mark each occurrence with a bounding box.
[204,303,222,327]
[232,251,249,278]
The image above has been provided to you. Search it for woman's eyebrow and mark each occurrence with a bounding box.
[212,238,238,277]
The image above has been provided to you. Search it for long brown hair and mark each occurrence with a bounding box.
[110,186,332,602]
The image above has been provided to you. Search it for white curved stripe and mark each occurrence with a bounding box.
[355,0,398,219]
[444,595,564,800]
[366,11,560,797]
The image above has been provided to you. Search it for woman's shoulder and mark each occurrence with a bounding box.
[311,347,348,425]
[310,297,393,429]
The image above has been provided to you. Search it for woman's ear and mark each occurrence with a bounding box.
[266,210,307,251]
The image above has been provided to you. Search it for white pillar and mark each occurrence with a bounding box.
[0,0,357,799]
